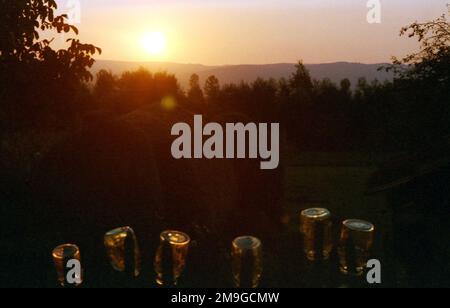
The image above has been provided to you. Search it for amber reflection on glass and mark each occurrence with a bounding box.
[52,244,82,287]
[231,236,263,288]
[154,230,191,287]
[300,208,333,261]
[338,219,375,276]
[104,226,141,277]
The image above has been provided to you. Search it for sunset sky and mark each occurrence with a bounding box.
[55,0,448,65]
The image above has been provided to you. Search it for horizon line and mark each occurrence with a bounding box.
[93,59,392,67]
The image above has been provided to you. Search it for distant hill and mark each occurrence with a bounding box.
[91,60,394,90]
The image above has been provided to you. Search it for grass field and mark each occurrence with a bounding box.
[284,152,390,230]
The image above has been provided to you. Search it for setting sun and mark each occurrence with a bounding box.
[141,32,167,55]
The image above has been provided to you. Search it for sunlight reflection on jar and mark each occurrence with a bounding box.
[104,226,141,277]
[154,230,191,287]
[52,244,83,287]
[338,219,375,276]
[231,236,263,288]
[300,208,333,261]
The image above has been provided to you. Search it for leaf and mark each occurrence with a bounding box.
[70,26,79,35]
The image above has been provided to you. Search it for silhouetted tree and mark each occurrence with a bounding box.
[390,6,450,85]
[114,68,180,113]
[0,0,101,130]
[289,61,314,103]
[282,61,315,149]
[340,79,352,97]
[94,70,118,111]
[187,74,205,104]
[204,75,220,103]
[251,78,279,122]
[379,6,450,149]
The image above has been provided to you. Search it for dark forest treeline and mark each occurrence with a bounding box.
[91,52,449,153]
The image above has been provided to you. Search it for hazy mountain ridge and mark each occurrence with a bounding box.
[92,60,394,89]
